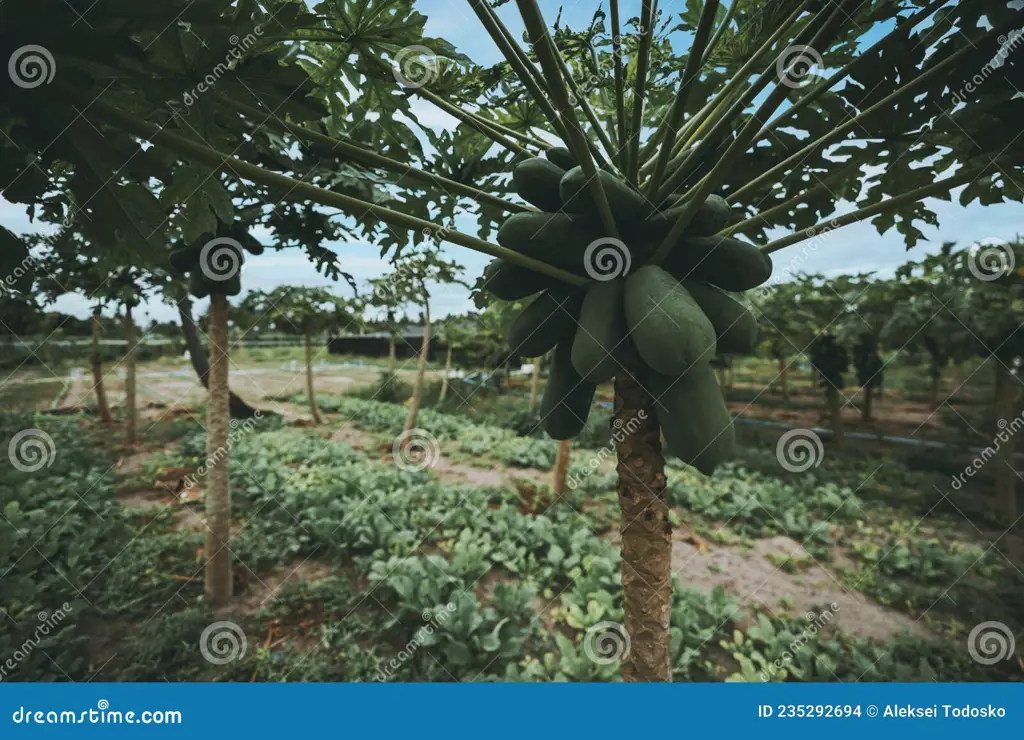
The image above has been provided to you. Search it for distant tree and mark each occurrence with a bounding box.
[240,286,355,424]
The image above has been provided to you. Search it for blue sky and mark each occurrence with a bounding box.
[3,0,1021,325]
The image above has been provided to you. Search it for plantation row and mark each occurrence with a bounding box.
[2,403,1015,683]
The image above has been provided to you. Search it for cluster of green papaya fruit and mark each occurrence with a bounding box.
[485,148,772,474]
[169,227,263,299]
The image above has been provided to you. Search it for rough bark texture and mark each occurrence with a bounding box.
[404,297,430,433]
[862,386,873,422]
[205,294,233,607]
[826,385,844,451]
[438,344,452,402]
[176,294,262,419]
[123,304,137,445]
[91,308,113,424]
[994,362,1018,525]
[614,358,672,682]
[552,439,571,495]
[529,355,542,412]
[305,331,323,425]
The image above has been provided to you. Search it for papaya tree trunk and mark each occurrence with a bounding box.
[123,304,137,445]
[91,307,113,424]
[614,356,672,682]
[403,297,430,433]
[205,293,233,607]
[810,365,818,389]
[553,439,571,495]
[994,362,1017,525]
[438,343,452,402]
[929,370,941,410]
[530,355,542,412]
[175,294,261,419]
[778,356,789,403]
[826,384,844,451]
[305,329,322,424]
[388,333,397,374]
[862,386,873,422]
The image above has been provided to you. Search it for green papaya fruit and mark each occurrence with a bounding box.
[512,158,565,212]
[497,212,600,273]
[188,272,210,299]
[169,247,198,273]
[624,265,716,375]
[681,280,759,355]
[216,275,242,297]
[571,279,626,383]
[482,259,558,301]
[508,290,584,358]
[646,364,734,475]
[545,147,577,171]
[540,341,597,440]
[661,236,772,292]
[644,195,733,240]
[559,166,648,225]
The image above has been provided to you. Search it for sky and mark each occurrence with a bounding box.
[3,0,1021,325]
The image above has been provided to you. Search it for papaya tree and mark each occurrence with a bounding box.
[3,0,1022,681]
[240,286,355,424]
[835,275,894,422]
[750,281,818,403]
[885,246,978,410]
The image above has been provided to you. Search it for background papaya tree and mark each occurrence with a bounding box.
[3,0,1023,681]
[885,245,983,411]
[835,274,893,422]
[750,281,818,403]
[239,285,356,424]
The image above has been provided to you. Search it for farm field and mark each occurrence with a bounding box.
[3,349,1021,683]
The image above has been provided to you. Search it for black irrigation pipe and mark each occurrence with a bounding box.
[735,417,1024,462]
